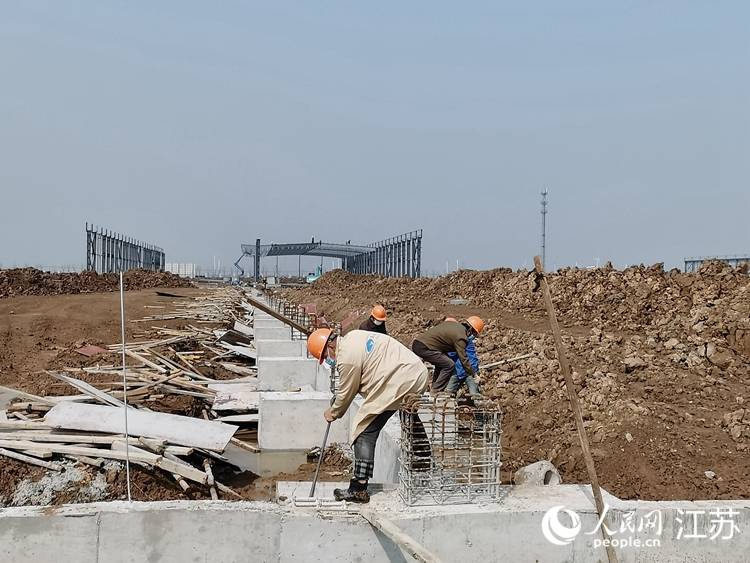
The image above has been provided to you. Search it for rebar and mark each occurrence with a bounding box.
[398,393,502,506]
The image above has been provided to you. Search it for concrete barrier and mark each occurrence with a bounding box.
[2,487,748,562]
[258,391,350,450]
[257,357,318,391]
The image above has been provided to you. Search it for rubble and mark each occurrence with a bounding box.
[280,262,750,501]
[0,268,193,299]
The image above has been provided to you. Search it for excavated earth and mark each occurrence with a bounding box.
[0,281,349,506]
[280,261,750,501]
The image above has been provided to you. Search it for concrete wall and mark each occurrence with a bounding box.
[255,326,294,341]
[257,357,318,391]
[256,339,307,358]
[258,391,350,450]
[2,489,748,562]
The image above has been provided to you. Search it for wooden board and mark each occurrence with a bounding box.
[212,390,259,412]
[44,402,238,451]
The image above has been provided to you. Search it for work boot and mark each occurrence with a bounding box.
[333,488,370,503]
[334,478,370,503]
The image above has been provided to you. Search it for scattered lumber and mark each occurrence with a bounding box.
[45,402,238,451]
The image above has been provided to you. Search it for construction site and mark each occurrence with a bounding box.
[3,4,749,562]
[0,239,748,562]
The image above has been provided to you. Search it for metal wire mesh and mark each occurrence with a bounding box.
[399,394,503,505]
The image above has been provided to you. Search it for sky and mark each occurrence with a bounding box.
[1,2,748,275]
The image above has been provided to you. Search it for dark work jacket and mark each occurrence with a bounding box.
[414,321,474,377]
[359,316,387,335]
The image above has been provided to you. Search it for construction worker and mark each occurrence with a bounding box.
[443,318,481,396]
[411,316,485,393]
[307,328,428,503]
[359,304,388,335]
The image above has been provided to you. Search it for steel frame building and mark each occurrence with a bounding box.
[236,229,422,281]
[684,254,750,273]
[86,223,165,274]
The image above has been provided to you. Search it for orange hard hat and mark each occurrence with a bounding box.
[371,305,387,322]
[444,317,458,322]
[307,328,333,363]
[466,316,485,334]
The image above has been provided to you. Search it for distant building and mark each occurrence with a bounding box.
[684,255,750,273]
[166,263,197,278]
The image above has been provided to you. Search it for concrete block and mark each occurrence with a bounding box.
[258,391,350,450]
[514,460,562,486]
[256,339,307,358]
[257,357,318,391]
[255,326,292,341]
[97,502,282,563]
[315,362,333,392]
[0,509,99,562]
[254,318,285,329]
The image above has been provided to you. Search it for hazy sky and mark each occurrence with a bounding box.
[1,2,748,275]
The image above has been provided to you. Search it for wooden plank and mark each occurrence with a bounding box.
[215,414,258,423]
[0,385,56,406]
[533,255,618,563]
[212,390,259,412]
[217,342,257,360]
[233,320,254,337]
[110,440,208,485]
[229,436,260,453]
[125,349,168,374]
[0,447,62,471]
[44,402,238,451]
[359,510,443,563]
[0,421,51,430]
[46,372,128,408]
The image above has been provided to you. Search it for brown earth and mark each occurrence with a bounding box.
[0,267,193,300]
[0,286,348,505]
[279,262,750,501]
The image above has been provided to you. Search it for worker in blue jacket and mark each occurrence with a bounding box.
[443,317,481,396]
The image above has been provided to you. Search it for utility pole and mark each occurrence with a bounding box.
[540,188,549,268]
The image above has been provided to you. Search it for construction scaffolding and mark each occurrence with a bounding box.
[344,230,423,278]
[85,223,165,274]
[684,254,750,273]
[399,394,502,506]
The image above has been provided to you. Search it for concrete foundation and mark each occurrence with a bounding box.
[2,487,748,562]
[258,391,350,450]
[255,339,307,358]
[257,357,318,391]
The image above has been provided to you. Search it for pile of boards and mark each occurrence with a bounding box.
[0,287,264,500]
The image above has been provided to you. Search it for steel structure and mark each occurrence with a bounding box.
[86,223,165,274]
[236,229,422,281]
[399,394,503,506]
[684,254,750,273]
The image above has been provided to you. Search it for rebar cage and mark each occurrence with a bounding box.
[399,394,503,506]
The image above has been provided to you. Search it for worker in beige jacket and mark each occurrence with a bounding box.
[307,328,429,503]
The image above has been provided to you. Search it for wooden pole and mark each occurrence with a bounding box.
[243,294,311,335]
[360,510,443,563]
[533,256,618,563]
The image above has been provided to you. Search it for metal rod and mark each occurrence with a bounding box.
[119,272,132,503]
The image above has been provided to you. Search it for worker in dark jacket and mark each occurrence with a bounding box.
[411,316,485,393]
[359,305,388,335]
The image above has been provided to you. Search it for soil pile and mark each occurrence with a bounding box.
[0,268,193,299]
[280,263,750,501]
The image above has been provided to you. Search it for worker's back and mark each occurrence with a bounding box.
[414,321,467,353]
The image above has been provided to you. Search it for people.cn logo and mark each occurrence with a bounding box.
[541,506,582,546]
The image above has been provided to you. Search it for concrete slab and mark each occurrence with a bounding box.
[257,357,318,391]
[1,494,749,562]
[256,339,307,358]
[258,391,350,450]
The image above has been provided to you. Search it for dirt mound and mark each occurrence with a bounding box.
[280,263,750,501]
[0,268,193,299]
